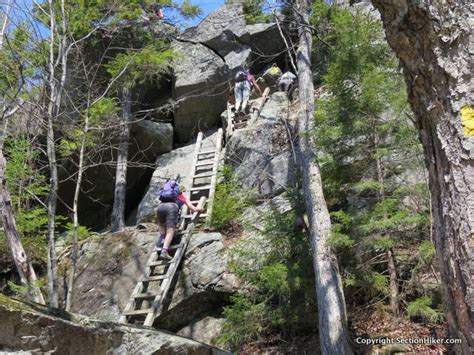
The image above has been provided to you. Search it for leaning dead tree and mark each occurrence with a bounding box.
[372,1,473,353]
[294,0,352,353]
[0,0,45,305]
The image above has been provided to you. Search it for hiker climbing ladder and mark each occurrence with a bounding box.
[120,129,224,327]
[226,87,270,139]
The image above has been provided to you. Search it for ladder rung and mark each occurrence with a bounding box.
[198,150,216,155]
[192,172,214,179]
[184,213,208,219]
[153,243,184,252]
[190,185,211,192]
[124,308,152,316]
[133,293,158,300]
[195,162,214,167]
[141,275,169,282]
[148,259,177,267]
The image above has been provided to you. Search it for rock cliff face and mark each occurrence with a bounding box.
[225,92,296,199]
[0,294,227,354]
[171,4,285,142]
[58,4,286,229]
[49,2,300,348]
[61,91,297,346]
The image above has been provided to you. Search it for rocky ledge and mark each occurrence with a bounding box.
[0,294,228,354]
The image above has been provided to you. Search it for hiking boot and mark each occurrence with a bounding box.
[160,251,173,260]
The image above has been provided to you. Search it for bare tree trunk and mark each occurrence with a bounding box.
[375,142,400,317]
[372,2,473,353]
[387,248,399,317]
[0,151,45,304]
[65,110,90,311]
[44,0,69,308]
[111,87,131,232]
[294,0,352,353]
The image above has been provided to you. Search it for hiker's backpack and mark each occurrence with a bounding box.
[235,70,248,82]
[159,179,180,203]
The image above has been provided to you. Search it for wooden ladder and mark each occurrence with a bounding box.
[226,87,270,139]
[120,129,224,327]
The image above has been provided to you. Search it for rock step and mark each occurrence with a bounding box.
[234,122,248,129]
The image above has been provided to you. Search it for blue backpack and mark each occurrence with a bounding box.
[159,179,180,203]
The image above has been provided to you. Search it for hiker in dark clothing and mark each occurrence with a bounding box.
[234,68,263,115]
[156,180,203,260]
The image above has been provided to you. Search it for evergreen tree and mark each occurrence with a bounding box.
[311,3,433,317]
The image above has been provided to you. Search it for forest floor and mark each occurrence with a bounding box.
[239,308,448,354]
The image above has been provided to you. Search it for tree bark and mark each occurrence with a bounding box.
[294,0,352,353]
[0,150,45,304]
[372,1,473,353]
[111,87,131,232]
[387,248,399,317]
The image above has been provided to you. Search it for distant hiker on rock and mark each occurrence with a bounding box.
[149,4,164,20]
[156,179,203,260]
[261,63,282,86]
[278,71,297,99]
[234,67,263,115]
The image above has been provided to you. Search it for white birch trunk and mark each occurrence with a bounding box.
[111,87,131,232]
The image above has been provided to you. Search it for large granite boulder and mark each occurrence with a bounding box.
[59,229,236,345]
[172,42,229,143]
[0,294,228,354]
[171,4,286,142]
[225,92,296,199]
[61,231,154,321]
[182,4,247,54]
[130,120,173,160]
[156,233,238,332]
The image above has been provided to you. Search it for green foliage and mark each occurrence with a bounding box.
[240,0,271,24]
[208,166,252,229]
[417,241,436,265]
[215,204,315,350]
[4,138,49,248]
[215,294,276,347]
[7,278,47,298]
[311,3,432,317]
[407,296,443,323]
[64,223,91,243]
[105,44,177,88]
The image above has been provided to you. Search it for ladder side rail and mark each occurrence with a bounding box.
[249,87,270,125]
[119,248,159,323]
[144,196,207,326]
[205,129,223,224]
[226,102,234,140]
[178,132,203,231]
